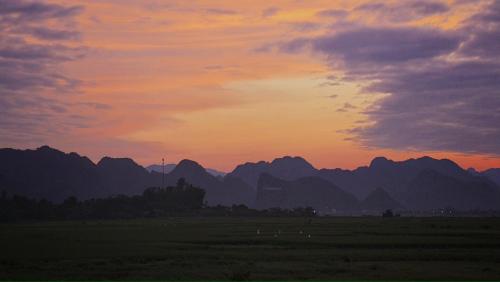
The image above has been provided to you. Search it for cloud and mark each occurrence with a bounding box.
[460,1,500,58]
[352,60,500,154]
[0,0,86,145]
[262,7,279,18]
[0,0,83,21]
[316,9,348,18]
[336,102,357,112]
[279,1,500,156]
[312,27,461,67]
[290,21,320,32]
[205,8,237,15]
[355,1,449,22]
[27,27,80,40]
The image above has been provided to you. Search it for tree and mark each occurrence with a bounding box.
[176,177,187,190]
[382,209,394,217]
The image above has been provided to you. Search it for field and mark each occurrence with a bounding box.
[1,217,500,281]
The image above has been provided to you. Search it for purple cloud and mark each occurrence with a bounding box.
[355,1,449,22]
[313,27,461,66]
[0,0,86,145]
[279,1,500,156]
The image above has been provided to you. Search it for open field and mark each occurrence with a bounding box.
[1,217,500,280]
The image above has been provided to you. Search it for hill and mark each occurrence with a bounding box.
[361,187,403,212]
[228,156,317,188]
[1,146,499,211]
[0,146,250,206]
[256,173,359,213]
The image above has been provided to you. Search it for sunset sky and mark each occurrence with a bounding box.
[1,0,499,171]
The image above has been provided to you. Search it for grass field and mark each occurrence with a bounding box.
[1,217,500,281]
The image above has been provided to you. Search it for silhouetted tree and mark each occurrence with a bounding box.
[382,209,394,217]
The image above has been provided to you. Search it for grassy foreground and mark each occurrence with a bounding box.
[1,217,500,281]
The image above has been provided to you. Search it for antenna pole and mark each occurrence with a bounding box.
[162,158,165,188]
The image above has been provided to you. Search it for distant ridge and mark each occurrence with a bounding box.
[482,168,500,186]
[146,163,226,177]
[1,146,500,211]
[0,146,248,206]
[361,187,403,212]
[256,173,359,213]
[228,156,316,188]
[229,154,500,211]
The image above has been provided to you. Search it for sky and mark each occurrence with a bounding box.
[1,0,500,171]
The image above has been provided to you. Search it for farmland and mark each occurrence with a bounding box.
[1,217,500,280]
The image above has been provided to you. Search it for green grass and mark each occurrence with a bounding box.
[1,217,500,280]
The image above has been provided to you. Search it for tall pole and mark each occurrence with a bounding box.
[162,158,165,188]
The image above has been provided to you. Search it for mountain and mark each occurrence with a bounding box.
[360,187,403,212]
[229,155,478,200]
[146,163,226,177]
[467,167,481,176]
[165,159,254,206]
[0,146,101,202]
[231,155,500,211]
[1,146,499,211]
[317,156,473,201]
[228,156,317,188]
[482,168,500,186]
[0,146,165,202]
[0,146,251,206]
[405,169,500,210]
[256,173,359,213]
[96,157,158,197]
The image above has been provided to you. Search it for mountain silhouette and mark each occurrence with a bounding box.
[96,157,157,197]
[231,155,500,211]
[0,146,250,205]
[361,187,403,212]
[160,159,254,206]
[228,156,317,188]
[482,168,500,186]
[1,146,499,211]
[405,169,500,210]
[0,146,101,202]
[256,173,359,213]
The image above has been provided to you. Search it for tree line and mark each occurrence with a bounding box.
[0,178,316,222]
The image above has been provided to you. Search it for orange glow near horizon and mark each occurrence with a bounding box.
[2,0,499,172]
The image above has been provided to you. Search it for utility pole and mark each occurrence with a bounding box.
[162,158,165,188]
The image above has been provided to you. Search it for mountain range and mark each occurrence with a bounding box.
[1,146,499,212]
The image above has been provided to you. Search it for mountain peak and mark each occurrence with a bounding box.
[361,187,402,211]
[271,156,316,170]
[174,159,207,174]
[36,145,63,154]
[369,156,393,169]
[97,157,142,171]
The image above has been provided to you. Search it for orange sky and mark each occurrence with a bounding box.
[2,0,499,171]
